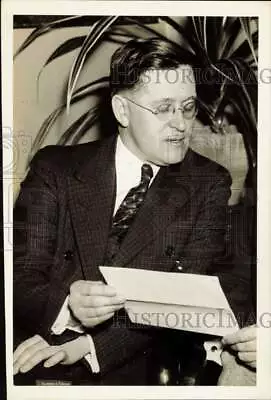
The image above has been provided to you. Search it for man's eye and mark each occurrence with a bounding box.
[183,102,196,111]
[156,104,172,114]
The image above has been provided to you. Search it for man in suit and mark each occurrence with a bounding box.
[13,38,255,385]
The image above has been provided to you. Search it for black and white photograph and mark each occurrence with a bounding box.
[2,1,271,399]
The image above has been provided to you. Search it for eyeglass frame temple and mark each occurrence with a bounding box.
[122,96,198,117]
[121,96,158,115]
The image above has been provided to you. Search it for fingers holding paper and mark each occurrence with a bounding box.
[68,280,126,328]
[222,324,256,369]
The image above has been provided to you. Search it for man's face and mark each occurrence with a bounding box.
[118,65,197,166]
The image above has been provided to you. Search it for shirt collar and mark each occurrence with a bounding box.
[115,135,159,180]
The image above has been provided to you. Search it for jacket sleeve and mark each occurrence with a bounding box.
[179,168,253,327]
[181,170,232,273]
[13,148,73,342]
[89,309,155,375]
[216,201,256,328]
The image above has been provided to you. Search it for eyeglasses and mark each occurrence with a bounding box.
[122,96,198,121]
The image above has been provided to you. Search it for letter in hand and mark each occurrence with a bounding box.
[13,334,90,375]
[68,280,126,328]
[222,324,256,369]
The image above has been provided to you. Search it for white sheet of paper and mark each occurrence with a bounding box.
[99,266,239,337]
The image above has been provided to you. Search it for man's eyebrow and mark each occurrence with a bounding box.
[150,96,196,106]
[150,97,175,106]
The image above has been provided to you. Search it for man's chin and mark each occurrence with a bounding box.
[164,145,189,165]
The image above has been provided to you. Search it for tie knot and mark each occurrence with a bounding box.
[141,163,153,184]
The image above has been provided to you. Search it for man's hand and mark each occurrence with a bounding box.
[68,280,125,328]
[13,334,90,375]
[222,324,256,369]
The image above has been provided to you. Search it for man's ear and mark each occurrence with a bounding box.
[111,95,129,127]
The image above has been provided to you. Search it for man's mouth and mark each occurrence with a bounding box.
[165,137,185,144]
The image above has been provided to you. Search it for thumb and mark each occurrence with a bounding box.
[221,350,236,367]
[87,280,104,285]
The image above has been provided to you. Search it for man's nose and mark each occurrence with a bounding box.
[170,109,186,131]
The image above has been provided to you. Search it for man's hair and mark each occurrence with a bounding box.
[110,37,196,95]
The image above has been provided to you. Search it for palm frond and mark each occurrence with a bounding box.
[227,97,257,168]
[219,18,242,59]
[122,16,183,50]
[205,17,224,61]
[239,17,258,66]
[29,79,109,158]
[57,110,90,146]
[70,77,109,102]
[230,31,258,65]
[191,17,204,50]
[159,16,202,55]
[42,36,86,69]
[37,35,87,92]
[14,15,83,59]
[67,16,119,109]
[28,108,63,163]
[71,109,100,144]
[57,106,100,145]
[225,58,257,126]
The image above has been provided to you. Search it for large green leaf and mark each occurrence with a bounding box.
[230,31,258,64]
[239,17,258,66]
[14,15,83,59]
[38,31,138,78]
[227,97,257,168]
[191,17,203,48]
[28,107,63,163]
[159,16,200,55]
[219,18,243,59]
[67,16,119,108]
[28,79,109,159]
[225,59,257,126]
[70,76,109,102]
[122,16,183,50]
[204,17,224,61]
[57,106,100,146]
[71,110,100,145]
[57,110,90,146]
[42,36,86,68]
[37,36,87,88]
[213,59,257,138]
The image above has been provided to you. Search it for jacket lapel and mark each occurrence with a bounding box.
[113,150,197,267]
[68,139,197,276]
[67,136,117,280]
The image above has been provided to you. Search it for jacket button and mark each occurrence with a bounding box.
[175,260,183,271]
[165,245,174,257]
[64,250,73,260]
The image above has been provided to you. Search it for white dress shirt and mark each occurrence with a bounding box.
[51,135,159,373]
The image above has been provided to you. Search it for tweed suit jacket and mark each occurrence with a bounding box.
[13,134,250,383]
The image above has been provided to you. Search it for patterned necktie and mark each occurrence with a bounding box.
[104,163,153,264]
